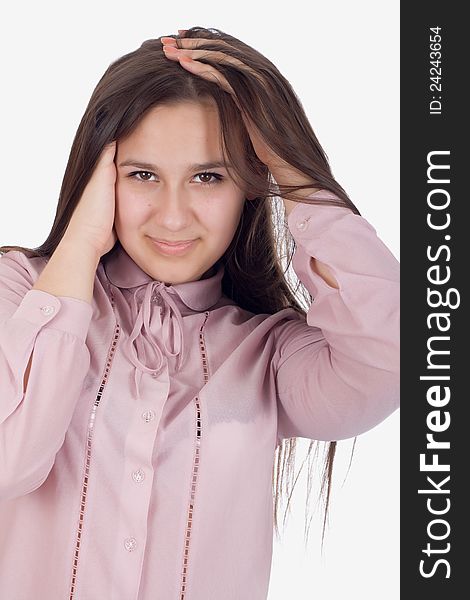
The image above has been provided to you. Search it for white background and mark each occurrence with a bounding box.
[0,1,399,598]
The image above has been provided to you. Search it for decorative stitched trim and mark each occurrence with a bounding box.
[68,289,120,599]
[179,311,210,599]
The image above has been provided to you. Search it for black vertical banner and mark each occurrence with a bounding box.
[401,3,466,597]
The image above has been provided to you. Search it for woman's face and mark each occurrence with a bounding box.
[114,100,246,285]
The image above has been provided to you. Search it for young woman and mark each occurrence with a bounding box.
[0,27,399,599]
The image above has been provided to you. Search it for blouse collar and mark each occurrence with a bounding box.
[102,241,225,311]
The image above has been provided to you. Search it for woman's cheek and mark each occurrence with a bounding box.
[205,197,243,242]
[117,180,149,206]
[115,186,152,227]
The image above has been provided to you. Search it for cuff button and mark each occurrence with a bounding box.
[40,305,55,316]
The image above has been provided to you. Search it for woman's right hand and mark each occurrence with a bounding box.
[62,141,118,259]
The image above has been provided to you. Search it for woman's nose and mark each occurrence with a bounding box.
[153,193,194,229]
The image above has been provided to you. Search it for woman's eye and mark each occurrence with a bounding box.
[194,172,224,186]
[129,171,156,182]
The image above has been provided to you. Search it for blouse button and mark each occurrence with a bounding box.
[142,410,156,423]
[132,468,145,483]
[124,537,137,552]
[40,305,55,316]
[296,219,309,231]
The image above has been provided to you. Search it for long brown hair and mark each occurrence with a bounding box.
[0,26,359,548]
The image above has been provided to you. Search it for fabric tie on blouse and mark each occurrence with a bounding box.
[101,242,225,402]
[123,280,185,401]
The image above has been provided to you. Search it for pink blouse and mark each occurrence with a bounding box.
[0,190,400,599]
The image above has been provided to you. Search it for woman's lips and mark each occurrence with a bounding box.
[149,237,198,256]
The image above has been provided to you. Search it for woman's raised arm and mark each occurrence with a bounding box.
[273,194,400,443]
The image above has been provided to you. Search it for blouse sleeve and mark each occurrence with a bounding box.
[0,251,93,500]
[274,193,400,443]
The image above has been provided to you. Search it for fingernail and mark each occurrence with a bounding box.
[161,36,177,46]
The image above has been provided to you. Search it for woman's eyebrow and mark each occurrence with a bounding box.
[117,159,231,171]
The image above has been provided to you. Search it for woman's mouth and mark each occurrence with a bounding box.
[148,237,198,256]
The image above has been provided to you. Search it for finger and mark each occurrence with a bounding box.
[160,36,256,75]
[179,46,265,86]
[163,47,265,95]
[162,37,234,51]
[176,55,235,96]
[99,141,117,165]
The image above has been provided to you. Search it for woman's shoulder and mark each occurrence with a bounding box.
[0,249,50,283]
[1,248,48,264]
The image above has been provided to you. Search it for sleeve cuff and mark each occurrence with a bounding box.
[287,193,357,241]
[287,196,356,296]
[11,289,94,342]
